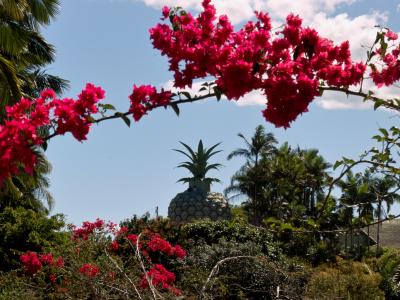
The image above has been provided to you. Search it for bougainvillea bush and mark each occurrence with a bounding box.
[0,218,186,299]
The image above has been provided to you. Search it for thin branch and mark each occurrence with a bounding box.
[319,86,400,111]
[316,159,399,219]
[104,248,143,299]
[128,233,162,300]
[200,256,262,299]
[43,92,217,142]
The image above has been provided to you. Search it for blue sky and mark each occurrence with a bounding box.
[42,0,400,225]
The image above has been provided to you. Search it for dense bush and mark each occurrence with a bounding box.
[181,219,281,258]
[0,207,67,271]
[368,248,400,299]
[305,259,385,299]
[180,238,309,299]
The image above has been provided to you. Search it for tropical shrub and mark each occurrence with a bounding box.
[180,238,309,299]
[371,248,400,299]
[181,219,281,258]
[305,259,385,299]
[2,218,187,299]
[0,207,66,271]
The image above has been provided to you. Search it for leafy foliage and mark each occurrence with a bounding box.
[0,207,66,271]
[305,259,385,299]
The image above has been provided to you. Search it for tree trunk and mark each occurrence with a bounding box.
[376,198,382,256]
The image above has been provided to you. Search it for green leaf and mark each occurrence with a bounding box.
[213,86,222,100]
[115,112,131,127]
[98,103,116,110]
[380,38,388,56]
[199,86,207,92]
[333,160,343,170]
[379,128,389,137]
[86,116,96,123]
[373,99,384,110]
[372,135,383,142]
[342,157,355,165]
[170,103,180,116]
[180,91,191,99]
[369,63,377,73]
[358,183,369,194]
[374,32,383,44]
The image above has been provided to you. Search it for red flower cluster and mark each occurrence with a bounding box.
[127,233,138,245]
[79,263,100,277]
[150,1,366,127]
[0,84,105,184]
[140,264,180,295]
[20,251,64,275]
[72,218,107,240]
[146,233,186,259]
[371,29,400,88]
[51,84,105,141]
[20,252,42,274]
[129,85,172,121]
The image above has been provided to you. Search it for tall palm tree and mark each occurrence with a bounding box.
[227,125,277,166]
[298,148,331,215]
[226,125,277,224]
[0,0,68,109]
[0,0,67,212]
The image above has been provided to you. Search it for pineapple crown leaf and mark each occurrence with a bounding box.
[174,140,222,183]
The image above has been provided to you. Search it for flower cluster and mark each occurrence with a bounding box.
[19,219,185,296]
[140,264,180,295]
[129,85,172,121]
[72,218,106,240]
[20,251,64,275]
[79,263,100,278]
[0,83,105,184]
[150,1,366,127]
[371,29,400,88]
[146,233,186,259]
[113,225,185,294]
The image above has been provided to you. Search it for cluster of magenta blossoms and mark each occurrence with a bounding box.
[0,83,170,184]
[0,84,105,183]
[20,219,186,296]
[149,0,366,128]
[72,219,186,295]
[371,29,400,87]
[2,1,400,188]
[20,251,64,282]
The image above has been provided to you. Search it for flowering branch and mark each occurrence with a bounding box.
[2,0,400,187]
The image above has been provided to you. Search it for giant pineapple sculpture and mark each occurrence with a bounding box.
[168,140,231,224]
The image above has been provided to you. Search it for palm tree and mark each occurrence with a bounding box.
[0,148,54,213]
[227,125,277,166]
[298,148,331,215]
[0,0,67,212]
[174,140,222,192]
[225,126,277,224]
[0,0,68,109]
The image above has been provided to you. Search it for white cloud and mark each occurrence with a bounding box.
[309,12,386,61]
[141,0,357,24]
[264,0,355,22]
[236,90,266,106]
